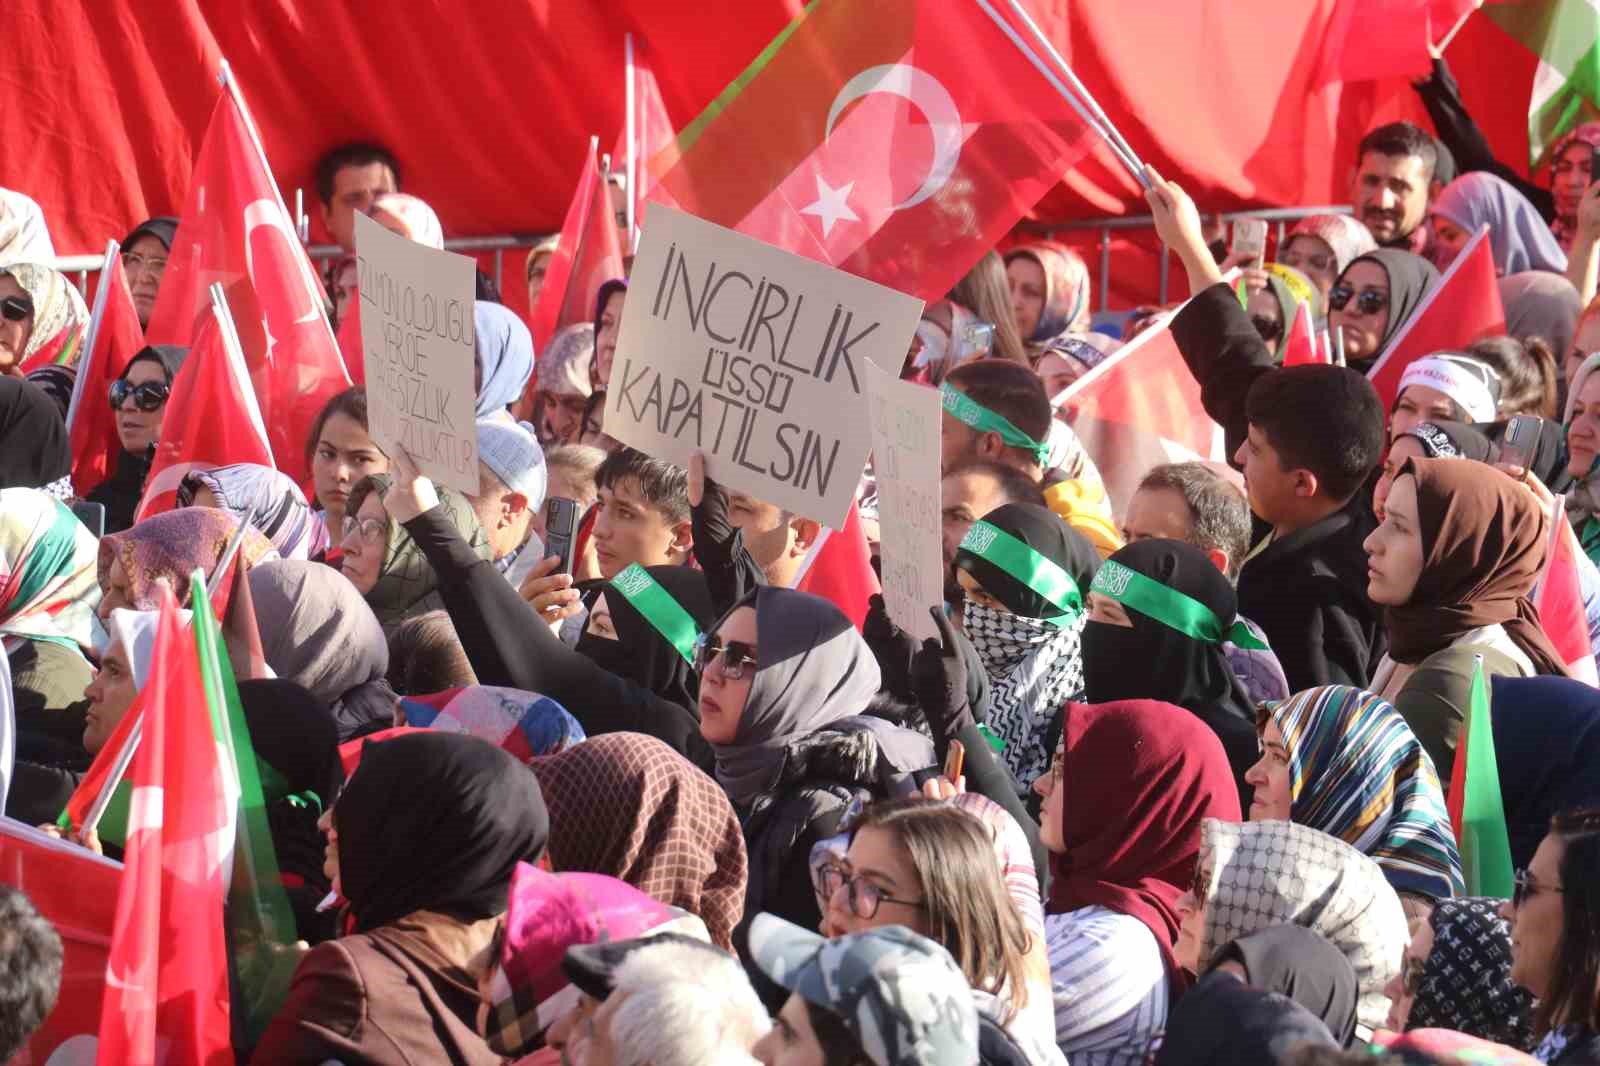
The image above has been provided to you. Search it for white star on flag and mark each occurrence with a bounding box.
[800,174,860,237]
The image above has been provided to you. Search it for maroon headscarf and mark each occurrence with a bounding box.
[1046,699,1242,982]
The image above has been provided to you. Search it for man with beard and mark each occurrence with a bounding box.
[1350,122,1441,254]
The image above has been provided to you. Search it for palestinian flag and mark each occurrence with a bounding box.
[1445,656,1516,897]
[1484,0,1600,167]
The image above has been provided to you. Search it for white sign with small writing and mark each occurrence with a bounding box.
[355,211,479,495]
[602,205,923,528]
[865,362,944,642]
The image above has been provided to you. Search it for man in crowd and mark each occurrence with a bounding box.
[0,886,62,1064]
[719,490,821,589]
[314,141,401,253]
[940,459,1046,569]
[1350,121,1440,253]
[469,419,548,587]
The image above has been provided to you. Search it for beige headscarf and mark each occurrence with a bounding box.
[0,190,55,264]
[0,262,89,369]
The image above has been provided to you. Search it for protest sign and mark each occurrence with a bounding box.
[355,211,479,494]
[603,205,923,528]
[865,363,943,642]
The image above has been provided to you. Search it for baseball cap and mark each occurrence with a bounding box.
[560,930,727,1002]
[748,913,979,1066]
[477,418,548,509]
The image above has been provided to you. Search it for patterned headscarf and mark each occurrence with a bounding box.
[1287,214,1379,277]
[537,322,595,398]
[399,685,586,762]
[98,507,275,609]
[0,262,89,372]
[1004,242,1091,344]
[530,732,747,951]
[0,488,100,655]
[1265,686,1464,901]
[1196,818,1410,1035]
[1408,897,1534,1047]
[1549,122,1600,252]
[344,474,493,627]
[370,192,444,250]
[178,463,324,560]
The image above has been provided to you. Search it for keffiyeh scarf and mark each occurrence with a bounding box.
[963,601,1083,786]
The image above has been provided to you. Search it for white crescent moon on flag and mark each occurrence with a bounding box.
[824,63,962,211]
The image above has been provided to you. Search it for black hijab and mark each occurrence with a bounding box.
[575,565,716,713]
[953,502,1100,618]
[1490,675,1600,868]
[239,679,343,807]
[1153,971,1337,1066]
[1209,926,1359,1046]
[335,731,549,932]
[1403,420,1496,463]
[1337,250,1438,373]
[122,216,179,252]
[1081,538,1258,805]
[0,377,69,490]
[122,343,189,385]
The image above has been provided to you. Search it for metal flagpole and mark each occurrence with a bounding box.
[971,0,1149,187]
[79,718,141,838]
[624,32,638,251]
[65,239,119,438]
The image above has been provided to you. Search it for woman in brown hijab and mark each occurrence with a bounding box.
[529,732,747,951]
[1363,457,1568,781]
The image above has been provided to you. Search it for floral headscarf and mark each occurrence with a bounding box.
[98,507,276,609]
[1004,242,1091,344]
[0,488,101,655]
[1,262,89,374]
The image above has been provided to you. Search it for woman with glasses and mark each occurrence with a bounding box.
[1279,215,1378,302]
[1501,808,1600,1063]
[1324,248,1439,374]
[1386,897,1533,1046]
[85,344,187,534]
[807,795,1064,1066]
[1034,699,1240,1065]
[0,262,88,384]
[120,217,176,328]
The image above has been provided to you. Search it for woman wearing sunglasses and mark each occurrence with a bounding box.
[85,344,187,535]
[1501,807,1600,1064]
[0,262,88,384]
[1324,248,1439,374]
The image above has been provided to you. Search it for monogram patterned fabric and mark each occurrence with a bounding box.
[1409,897,1533,1048]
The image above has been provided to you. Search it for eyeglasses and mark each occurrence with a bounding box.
[693,634,759,680]
[1399,951,1428,997]
[1250,315,1282,344]
[122,252,168,277]
[343,515,389,547]
[1,295,32,322]
[1327,285,1389,316]
[1512,867,1564,909]
[813,863,925,920]
[108,379,170,412]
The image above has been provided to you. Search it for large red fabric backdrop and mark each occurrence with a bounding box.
[6,1,1539,312]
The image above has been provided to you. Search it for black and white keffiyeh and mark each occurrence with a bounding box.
[964,601,1083,786]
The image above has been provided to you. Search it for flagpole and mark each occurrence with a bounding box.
[206,511,254,603]
[996,0,1151,188]
[1331,323,1346,366]
[65,239,119,437]
[80,718,141,839]
[971,0,1149,187]
[208,282,277,465]
[624,32,638,251]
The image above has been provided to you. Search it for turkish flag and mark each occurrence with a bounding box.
[1364,226,1505,413]
[794,499,881,631]
[66,250,146,496]
[613,36,677,248]
[1535,495,1599,685]
[1281,299,1327,367]
[1,818,123,1065]
[145,89,348,488]
[135,311,276,522]
[529,139,626,352]
[1054,311,1226,515]
[96,589,238,1066]
[649,0,1095,302]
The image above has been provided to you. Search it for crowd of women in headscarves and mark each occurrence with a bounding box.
[9,122,1600,1066]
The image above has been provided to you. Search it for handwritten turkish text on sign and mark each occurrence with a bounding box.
[355,211,479,495]
[603,206,923,528]
[865,363,943,643]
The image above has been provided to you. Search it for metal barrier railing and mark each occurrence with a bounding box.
[43,205,1354,311]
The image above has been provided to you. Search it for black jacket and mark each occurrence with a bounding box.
[86,446,153,536]
[400,506,714,770]
[1171,283,1386,691]
[1415,57,1556,223]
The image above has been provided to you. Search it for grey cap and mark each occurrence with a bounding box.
[477,418,547,509]
[748,913,979,1066]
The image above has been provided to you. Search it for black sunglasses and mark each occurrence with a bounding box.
[109,379,171,412]
[1512,866,1563,909]
[1,295,32,322]
[692,634,759,680]
[1328,285,1388,315]
[1251,315,1282,344]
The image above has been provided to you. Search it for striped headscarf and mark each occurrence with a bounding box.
[1265,686,1464,902]
[0,488,100,655]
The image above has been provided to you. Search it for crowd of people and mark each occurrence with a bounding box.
[6,68,1600,1066]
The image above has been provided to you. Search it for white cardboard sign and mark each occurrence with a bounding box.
[355,211,479,495]
[865,362,944,642]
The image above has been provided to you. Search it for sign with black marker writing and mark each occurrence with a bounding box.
[354,211,479,494]
[603,206,923,528]
[865,362,943,642]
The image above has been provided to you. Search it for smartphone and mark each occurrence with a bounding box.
[944,740,966,784]
[543,497,581,575]
[1231,217,1268,270]
[1500,414,1543,472]
[959,322,996,361]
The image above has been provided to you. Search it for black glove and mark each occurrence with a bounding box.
[690,469,766,612]
[911,606,973,750]
[863,594,918,700]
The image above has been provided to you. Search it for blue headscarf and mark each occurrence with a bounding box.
[1490,675,1600,868]
[474,302,534,419]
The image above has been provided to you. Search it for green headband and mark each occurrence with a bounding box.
[609,564,702,666]
[957,520,1082,625]
[941,384,1050,465]
[1089,559,1267,649]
